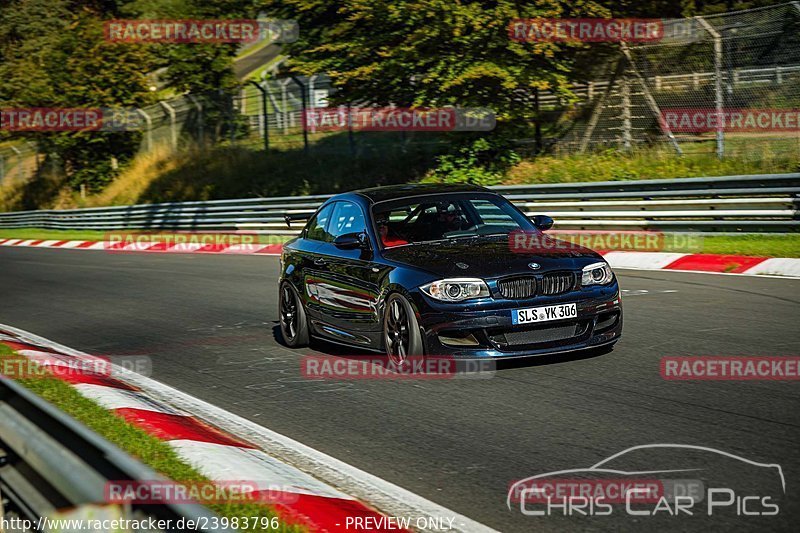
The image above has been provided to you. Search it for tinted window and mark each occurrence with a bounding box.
[372,194,534,247]
[328,201,366,239]
[305,203,334,242]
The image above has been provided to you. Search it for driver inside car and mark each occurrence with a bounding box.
[376,213,409,247]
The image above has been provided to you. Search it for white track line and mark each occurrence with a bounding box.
[0,323,498,533]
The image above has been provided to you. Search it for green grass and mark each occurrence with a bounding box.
[0,344,303,533]
[505,146,799,185]
[689,234,800,258]
[0,229,112,241]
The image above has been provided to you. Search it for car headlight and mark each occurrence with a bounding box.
[421,278,490,302]
[581,262,614,286]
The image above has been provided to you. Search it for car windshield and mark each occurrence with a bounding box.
[372,194,535,248]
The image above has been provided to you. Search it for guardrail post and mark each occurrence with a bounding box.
[696,16,724,159]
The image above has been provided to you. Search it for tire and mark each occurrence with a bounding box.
[383,293,424,366]
[279,281,309,348]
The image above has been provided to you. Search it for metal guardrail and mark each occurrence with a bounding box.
[0,174,797,233]
[0,377,230,533]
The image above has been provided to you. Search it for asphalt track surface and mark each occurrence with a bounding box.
[234,43,281,79]
[1,246,799,532]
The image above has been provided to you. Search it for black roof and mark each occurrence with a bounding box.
[353,183,489,203]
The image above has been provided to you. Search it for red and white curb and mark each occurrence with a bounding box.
[0,238,282,255]
[599,251,800,277]
[0,324,497,533]
[2,237,799,277]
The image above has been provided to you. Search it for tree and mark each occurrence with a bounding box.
[263,0,611,183]
[0,0,156,192]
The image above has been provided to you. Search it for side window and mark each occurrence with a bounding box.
[305,203,334,242]
[328,201,366,239]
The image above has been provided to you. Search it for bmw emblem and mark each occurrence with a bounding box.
[528,262,541,270]
[456,262,469,270]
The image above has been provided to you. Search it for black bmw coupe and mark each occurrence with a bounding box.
[278,184,622,362]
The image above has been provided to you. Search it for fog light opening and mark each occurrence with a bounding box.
[438,332,481,347]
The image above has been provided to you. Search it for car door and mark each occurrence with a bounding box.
[306,200,384,346]
[292,202,334,323]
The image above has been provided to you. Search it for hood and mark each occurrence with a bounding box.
[381,234,602,279]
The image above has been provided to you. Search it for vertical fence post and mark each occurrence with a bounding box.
[346,103,356,156]
[137,109,153,152]
[697,16,724,159]
[187,95,203,145]
[10,146,22,180]
[262,80,283,134]
[534,87,542,154]
[290,75,309,153]
[248,81,269,152]
[280,79,292,133]
[621,76,632,152]
[159,101,178,150]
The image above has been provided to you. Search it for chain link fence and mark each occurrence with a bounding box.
[554,2,800,158]
[122,73,452,158]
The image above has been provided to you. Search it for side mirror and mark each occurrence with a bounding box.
[532,215,554,231]
[334,232,368,250]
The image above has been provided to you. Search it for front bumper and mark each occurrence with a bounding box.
[413,285,622,359]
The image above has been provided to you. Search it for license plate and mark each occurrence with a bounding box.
[512,303,577,325]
